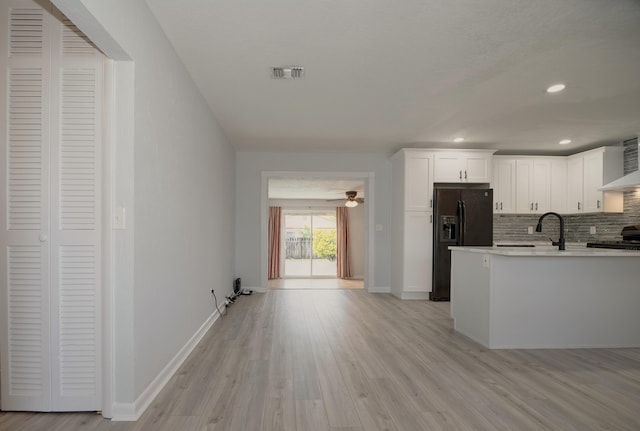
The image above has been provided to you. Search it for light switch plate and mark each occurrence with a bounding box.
[113,207,126,229]
[527,226,533,234]
[590,226,596,234]
[482,254,491,268]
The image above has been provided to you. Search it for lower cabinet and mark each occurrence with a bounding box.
[391,211,432,300]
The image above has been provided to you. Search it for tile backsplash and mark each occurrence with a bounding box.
[494,139,640,243]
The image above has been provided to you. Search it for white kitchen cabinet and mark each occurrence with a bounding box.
[567,155,584,213]
[567,147,623,213]
[405,152,433,211]
[550,158,567,213]
[434,150,493,183]
[494,156,558,214]
[515,158,551,214]
[492,157,516,213]
[402,212,433,296]
[391,149,433,299]
[391,149,433,211]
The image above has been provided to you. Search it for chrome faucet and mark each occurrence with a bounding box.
[535,212,566,251]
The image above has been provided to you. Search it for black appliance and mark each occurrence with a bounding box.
[431,184,493,301]
[586,225,640,250]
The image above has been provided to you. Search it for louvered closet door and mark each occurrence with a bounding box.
[0,0,102,412]
[0,0,54,411]
[48,8,102,411]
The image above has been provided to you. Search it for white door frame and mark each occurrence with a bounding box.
[261,171,375,291]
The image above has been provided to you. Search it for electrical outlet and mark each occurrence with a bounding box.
[590,226,596,235]
[527,226,533,234]
[482,254,491,268]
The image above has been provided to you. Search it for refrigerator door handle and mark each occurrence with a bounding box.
[457,200,466,245]
[461,200,466,245]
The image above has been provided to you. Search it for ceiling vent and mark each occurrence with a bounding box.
[271,66,304,79]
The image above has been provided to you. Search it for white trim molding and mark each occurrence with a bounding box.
[399,291,430,300]
[368,286,391,294]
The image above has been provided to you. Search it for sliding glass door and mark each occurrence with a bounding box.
[283,212,337,277]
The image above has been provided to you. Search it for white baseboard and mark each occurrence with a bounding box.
[400,291,430,300]
[111,403,136,421]
[367,285,390,293]
[110,308,222,421]
[250,285,267,293]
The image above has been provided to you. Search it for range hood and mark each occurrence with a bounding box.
[600,139,640,191]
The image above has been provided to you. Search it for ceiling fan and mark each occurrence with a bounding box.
[327,191,365,207]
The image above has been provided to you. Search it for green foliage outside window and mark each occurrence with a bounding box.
[313,229,336,261]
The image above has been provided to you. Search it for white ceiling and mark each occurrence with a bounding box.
[146,0,640,155]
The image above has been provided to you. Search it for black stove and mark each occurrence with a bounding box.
[586,240,640,250]
[586,225,640,250]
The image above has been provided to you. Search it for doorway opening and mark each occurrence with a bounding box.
[283,211,337,278]
[264,173,372,291]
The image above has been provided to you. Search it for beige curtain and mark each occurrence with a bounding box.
[336,207,352,279]
[268,206,282,279]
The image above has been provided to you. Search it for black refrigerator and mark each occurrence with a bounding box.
[431,184,493,301]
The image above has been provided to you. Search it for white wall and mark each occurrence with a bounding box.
[54,0,236,412]
[237,152,391,291]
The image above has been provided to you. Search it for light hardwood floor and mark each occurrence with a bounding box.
[1,290,639,430]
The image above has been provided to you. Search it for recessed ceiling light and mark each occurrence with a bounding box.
[453,137,465,143]
[559,139,572,145]
[547,83,566,93]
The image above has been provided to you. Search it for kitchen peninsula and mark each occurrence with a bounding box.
[450,245,640,349]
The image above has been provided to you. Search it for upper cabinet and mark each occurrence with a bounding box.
[515,158,551,214]
[391,149,433,211]
[493,156,562,214]
[405,153,433,211]
[492,157,516,213]
[433,150,493,183]
[550,158,567,213]
[567,156,584,213]
[492,147,622,215]
[567,147,623,214]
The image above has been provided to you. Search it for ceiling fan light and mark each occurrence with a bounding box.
[345,200,358,208]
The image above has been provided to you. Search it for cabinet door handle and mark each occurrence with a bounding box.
[500,202,503,210]
[495,203,498,210]
[429,214,433,223]
[459,170,462,180]
[530,203,533,211]
[535,203,538,211]
[464,170,468,179]
[597,199,601,209]
[430,199,433,208]
[578,202,581,210]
